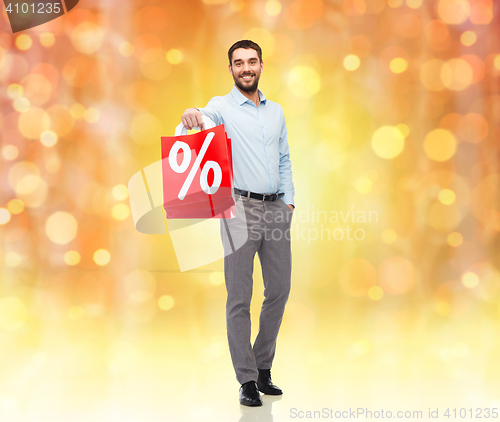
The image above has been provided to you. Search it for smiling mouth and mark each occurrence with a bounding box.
[241,74,254,81]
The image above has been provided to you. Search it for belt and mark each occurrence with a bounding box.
[234,189,283,202]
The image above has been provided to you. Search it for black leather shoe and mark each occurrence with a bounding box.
[239,381,263,406]
[257,369,283,395]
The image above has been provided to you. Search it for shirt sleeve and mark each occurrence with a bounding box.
[278,108,295,207]
[196,96,223,127]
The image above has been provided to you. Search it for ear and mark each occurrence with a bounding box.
[228,64,233,76]
[260,61,264,73]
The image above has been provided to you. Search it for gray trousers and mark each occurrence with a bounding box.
[221,196,293,384]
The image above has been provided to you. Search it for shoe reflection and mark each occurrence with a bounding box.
[238,395,283,422]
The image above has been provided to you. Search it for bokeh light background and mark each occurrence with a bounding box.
[1,0,500,421]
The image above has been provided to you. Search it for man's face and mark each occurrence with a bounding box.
[229,48,263,94]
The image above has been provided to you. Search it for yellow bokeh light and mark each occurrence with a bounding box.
[243,28,275,60]
[0,208,11,225]
[440,58,473,91]
[371,126,405,159]
[39,32,55,47]
[68,306,84,320]
[287,65,321,99]
[119,41,134,57]
[45,212,78,245]
[495,55,500,70]
[368,286,384,301]
[423,129,456,161]
[2,145,19,161]
[40,130,58,147]
[355,177,372,194]
[112,184,129,200]
[406,0,423,8]
[16,174,41,196]
[387,0,403,7]
[8,161,41,196]
[0,297,28,330]
[378,257,417,295]
[339,258,376,297]
[395,123,410,137]
[460,30,477,46]
[84,108,100,123]
[18,107,51,139]
[265,0,282,16]
[461,271,479,288]
[15,34,32,50]
[437,0,469,25]
[71,22,104,55]
[8,199,24,214]
[427,202,461,232]
[47,104,75,137]
[64,250,81,266]
[112,204,130,221]
[13,97,30,113]
[435,300,451,317]
[389,57,408,73]
[468,263,500,302]
[447,231,463,247]
[46,156,61,174]
[209,271,225,286]
[229,0,244,11]
[166,49,183,64]
[438,188,456,205]
[353,339,371,355]
[343,54,361,71]
[7,84,23,99]
[70,103,86,119]
[381,229,397,244]
[158,295,175,311]
[5,252,22,267]
[94,249,111,266]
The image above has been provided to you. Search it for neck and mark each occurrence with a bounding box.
[236,85,260,107]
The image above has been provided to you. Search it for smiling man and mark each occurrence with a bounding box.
[181,40,295,407]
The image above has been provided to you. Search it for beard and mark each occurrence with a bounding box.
[233,71,261,93]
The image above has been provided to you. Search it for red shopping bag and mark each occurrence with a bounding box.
[161,116,235,219]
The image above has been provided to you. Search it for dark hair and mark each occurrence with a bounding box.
[228,40,263,65]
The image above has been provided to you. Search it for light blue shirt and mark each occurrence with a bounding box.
[197,85,295,207]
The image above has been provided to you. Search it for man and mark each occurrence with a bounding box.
[181,40,294,407]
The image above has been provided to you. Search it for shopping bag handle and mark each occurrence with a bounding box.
[174,115,216,136]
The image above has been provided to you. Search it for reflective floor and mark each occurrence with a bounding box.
[2,306,500,422]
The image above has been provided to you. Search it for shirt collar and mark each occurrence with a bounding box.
[231,85,267,106]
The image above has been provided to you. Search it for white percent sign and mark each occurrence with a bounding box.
[168,132,223,200]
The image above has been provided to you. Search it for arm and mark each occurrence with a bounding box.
[278,109,295,209]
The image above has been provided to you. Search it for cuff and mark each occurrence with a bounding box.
[281,193,294,208]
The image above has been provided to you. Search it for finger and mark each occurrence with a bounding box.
[182,117,189,129]
[196,116,204,130]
